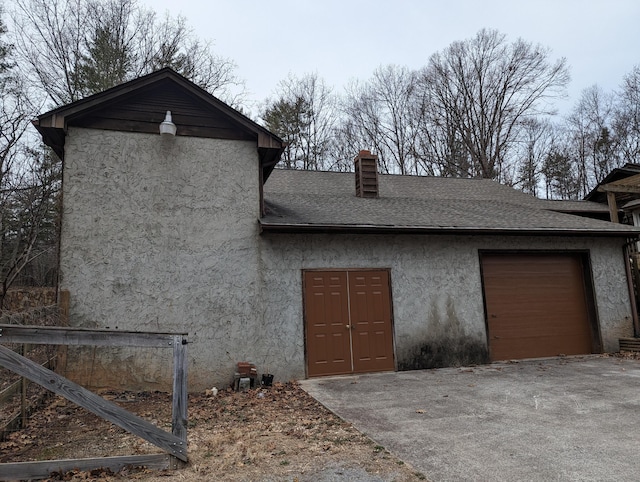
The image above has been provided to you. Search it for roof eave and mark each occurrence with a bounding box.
[258,221,640,237]
[32,68,284,166]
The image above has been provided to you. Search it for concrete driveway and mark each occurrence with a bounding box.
[300,356,640,482]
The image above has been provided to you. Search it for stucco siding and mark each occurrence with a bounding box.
[259,234,633,378]
[61,128,263,390]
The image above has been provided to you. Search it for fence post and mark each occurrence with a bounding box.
[171,335,188,468]
[20,344,27,429]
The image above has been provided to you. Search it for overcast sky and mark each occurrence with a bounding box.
[144,0,640,114]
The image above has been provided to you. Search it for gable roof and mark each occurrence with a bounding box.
[260,169,640,236]
[33,68,284,180]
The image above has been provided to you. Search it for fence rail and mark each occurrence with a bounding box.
[0,324,188,479]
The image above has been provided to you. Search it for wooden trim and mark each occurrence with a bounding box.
[596,174,640,195]
[35,68,283,162]
[259,221,640,237]
[0,345,188,461]
[0,324,184,348]
[0,454,170,480]
[599,185,640,194]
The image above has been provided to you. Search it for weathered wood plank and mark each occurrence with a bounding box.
[598,184,640,194]
[606,191,620,223]
[619,337,640,351]
[0,345,187,461]
[172,336,188,442]
[0,454,170,480]
[0,324,184,348]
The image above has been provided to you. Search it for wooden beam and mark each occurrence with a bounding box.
[597,184,640,194]
[0,324,184,348]
[0,345,187,461]
[607,191,620,223]
[258,131,283,149]
[0,454,170,480]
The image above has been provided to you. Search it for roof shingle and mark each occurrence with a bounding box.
[261,170,640,236]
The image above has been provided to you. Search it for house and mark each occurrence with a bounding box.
[33,69,640,391]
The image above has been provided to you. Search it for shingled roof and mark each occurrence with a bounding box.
[260,169,640,236]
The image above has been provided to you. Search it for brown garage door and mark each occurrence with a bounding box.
[481,253,596,361]
[304,270,395,377]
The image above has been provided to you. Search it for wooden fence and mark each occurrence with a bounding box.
[0,324,188,480]
[0,347,55,439]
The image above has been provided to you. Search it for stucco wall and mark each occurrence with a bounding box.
[60,127,634,391]
[258,234,634,380]
[61,128,264,390]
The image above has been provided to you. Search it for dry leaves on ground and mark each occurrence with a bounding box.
[1,382,427,481]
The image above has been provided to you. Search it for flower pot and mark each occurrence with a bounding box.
[261,374,274,387]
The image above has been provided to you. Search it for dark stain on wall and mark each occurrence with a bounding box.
[397,295,489,370]
[398,338,489,370]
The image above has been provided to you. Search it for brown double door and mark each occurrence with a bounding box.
[481,253,597,361]
[304,270,395,377]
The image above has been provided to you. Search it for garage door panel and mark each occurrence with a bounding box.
[490,321,590,339]
[482,253,594,361]
[490,334,591,361]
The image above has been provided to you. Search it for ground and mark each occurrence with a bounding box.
[0,381,427,481]
[8,353,639,481]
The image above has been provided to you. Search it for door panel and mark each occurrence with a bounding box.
[304,272,351,376]
[349,271,395,373]
[305,270,394,377]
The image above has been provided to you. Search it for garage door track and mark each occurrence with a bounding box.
[300,356,640,482]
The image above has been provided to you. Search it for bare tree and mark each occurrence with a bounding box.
[261,73,337,170]
[541,141,580,199]
[614,65,640,164]
[565,85,618,196]
[0,6,59,305]
[415,85,470,177]
[417,29,570,181]
[10,0,245,106]
[341,65,421,175]
[514,118,556,196]
[0,149,60,305]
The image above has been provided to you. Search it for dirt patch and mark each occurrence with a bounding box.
[0,382,427,481]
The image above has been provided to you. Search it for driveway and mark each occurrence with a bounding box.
[300,356,640,482]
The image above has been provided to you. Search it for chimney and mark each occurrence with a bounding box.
[354,150,379,198]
